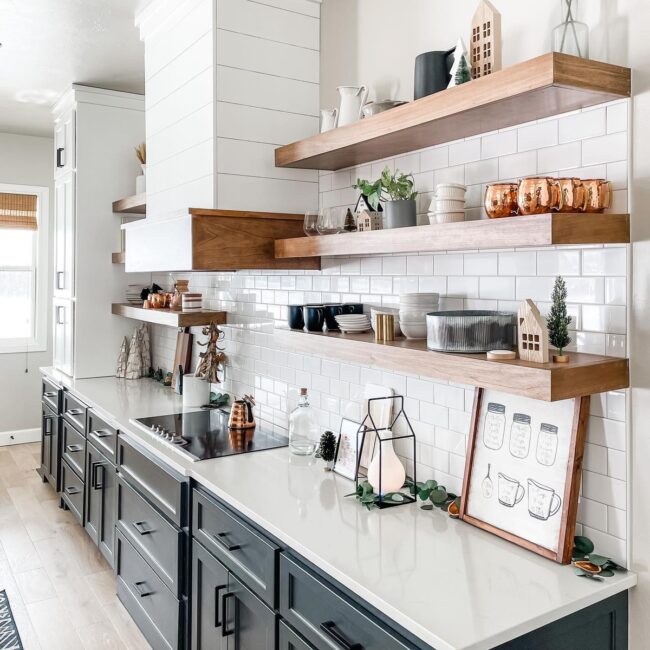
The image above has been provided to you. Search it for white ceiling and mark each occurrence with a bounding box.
[0,0,147,137]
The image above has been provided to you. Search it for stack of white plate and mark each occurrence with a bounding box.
[370,306,401,337]
[399,293,439,339]
[335,313,372,333]
[126,284,143,304]
[427,183,467,224]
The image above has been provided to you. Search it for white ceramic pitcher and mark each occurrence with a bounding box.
[320,108,338,133]
[337,85,368,126]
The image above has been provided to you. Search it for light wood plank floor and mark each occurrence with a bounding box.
[0,442,151,649]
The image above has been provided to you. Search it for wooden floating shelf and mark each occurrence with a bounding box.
[275,53,630,171]
[111,303,227,328]
[275,213,630,259]
[112,193,146,214]
[112,252,125,264]
[275,329,629,402]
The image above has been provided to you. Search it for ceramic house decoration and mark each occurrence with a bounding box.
[518,299,550,363]
[470,0,502,79]
[356,209,383,232]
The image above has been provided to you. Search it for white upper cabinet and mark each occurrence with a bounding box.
[53,107,75,178]
[53,172,75,300]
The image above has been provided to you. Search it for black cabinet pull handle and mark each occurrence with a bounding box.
[132,521,152,536]
[213,532,240,552]
[64,486,80,495]
[92,429,112,439]
[66,444,83,453]
[56,147,64,168]
[320,621,362,650]
[133,581,154,598]
[221,592,235,637]
[214,584,227,628]
[91,462,104,490]
[44,417,52,435]
[66,408,84,416]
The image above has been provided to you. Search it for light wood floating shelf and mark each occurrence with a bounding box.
[112,252,125,264]
[112,193,146,214]
[275,329,629,401]
[112,303,227,328]
[275,213,630,259]
[275,53,630,171]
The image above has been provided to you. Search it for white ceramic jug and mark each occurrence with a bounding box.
[320,108,338,133]
[337,85,368,126]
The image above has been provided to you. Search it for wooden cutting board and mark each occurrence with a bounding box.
[172,328,193,389]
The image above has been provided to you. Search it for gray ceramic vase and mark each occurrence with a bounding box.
[384,199,417,229]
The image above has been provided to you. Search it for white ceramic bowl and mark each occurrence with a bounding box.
[400,292,439,302]
[400,321,428,340]
[432,211,465,224]
[400,307,438,319]
[435,183,467,200]
[435,198,465,212]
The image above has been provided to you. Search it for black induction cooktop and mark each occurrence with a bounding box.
[132,409,288,462]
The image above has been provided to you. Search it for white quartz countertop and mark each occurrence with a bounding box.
[42,368,636,650]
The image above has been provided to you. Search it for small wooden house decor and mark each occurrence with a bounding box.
[357,209,383,232]
[470,0,502,79]
[518,299,550,363]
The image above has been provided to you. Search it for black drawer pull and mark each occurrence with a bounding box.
[56,147,64,168]
[64,486,81,496]
[214,584,227,628]
[320,621,362,650]
[66,444,83,453]
[213,532,240,552]
[132,521,153,536]
[133,581,154,598]
[221,592,235,637]
[92,429,112,438]
[66,408,84,416]
[91,462,104,490]
[44,416,53,435]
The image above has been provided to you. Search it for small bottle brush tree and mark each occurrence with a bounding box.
[318,431,337,470]
[547,276,572,361]
[454,56,472,85]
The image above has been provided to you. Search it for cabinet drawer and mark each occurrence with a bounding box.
[117,435,188,528]
[62,391,86,433]
[42,377,61,414]
[61,419,86,480]
[117,476,184,597]
[279,621,316,650]
[280,555,412,650]
[61,459,84,524]
[116,531,182,650]
[193,489,279,609]
[87,410,117,464]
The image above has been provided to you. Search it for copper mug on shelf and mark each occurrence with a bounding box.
[557,178,586,213]
[485,183,519,219]
[517,177,563,215]
[582,179,612,213]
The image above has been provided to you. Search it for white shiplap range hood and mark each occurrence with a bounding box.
[124,0,321,272]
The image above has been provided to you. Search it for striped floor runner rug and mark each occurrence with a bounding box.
[0,591,22,650]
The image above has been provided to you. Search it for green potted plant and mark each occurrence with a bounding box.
[354,167,418,228]
[547,275,572,363]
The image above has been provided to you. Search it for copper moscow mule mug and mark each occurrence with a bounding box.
[485,183,519,218]
[581,179,612,213]
[517,177,563,215]
[557,178,586,213]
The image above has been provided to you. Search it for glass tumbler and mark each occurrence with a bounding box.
[304,211,320,237]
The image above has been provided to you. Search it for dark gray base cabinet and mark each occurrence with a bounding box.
[192,539,276,650]
[40,403,59,490]
[85,442,117,568]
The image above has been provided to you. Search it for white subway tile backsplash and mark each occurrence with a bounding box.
[149,103,630,563]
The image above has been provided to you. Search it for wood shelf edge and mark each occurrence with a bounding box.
[111,303,227,327]
[112,193,146,214]
[112,252,125,264]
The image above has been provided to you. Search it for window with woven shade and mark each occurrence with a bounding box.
[0,185,48,353]
[0,192,38,231]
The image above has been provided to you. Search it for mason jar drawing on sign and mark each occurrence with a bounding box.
[528,479,562,520]
[483,403,506,450]
[509,413,532,459]
[536,423,559,466]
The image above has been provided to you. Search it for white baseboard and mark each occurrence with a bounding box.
[0,428,40,447]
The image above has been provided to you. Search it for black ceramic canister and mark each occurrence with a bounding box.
[414,48,455,100]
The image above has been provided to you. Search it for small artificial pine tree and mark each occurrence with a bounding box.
[547,276,572,357]
[319,431,337,469]
[454,56,472,85]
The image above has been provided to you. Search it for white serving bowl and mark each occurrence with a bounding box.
[400,321,428,339]
[400,307,438,320]
[400,292,440,303]
[431,211,465,224]
[435,183,467,201]
[435,198,466,212]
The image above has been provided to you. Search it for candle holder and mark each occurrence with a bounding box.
[355,395,417,509]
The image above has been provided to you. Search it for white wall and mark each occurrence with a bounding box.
[320,0,647,647]
[0,132,53,435]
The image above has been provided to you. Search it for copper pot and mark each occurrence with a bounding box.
[485,183,519,218]
[557,178,586,213]
[150,292,165,309]
[582,179,612,213]
[517,177,563,215]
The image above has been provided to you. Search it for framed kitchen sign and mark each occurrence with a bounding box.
[459,388,590,564]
